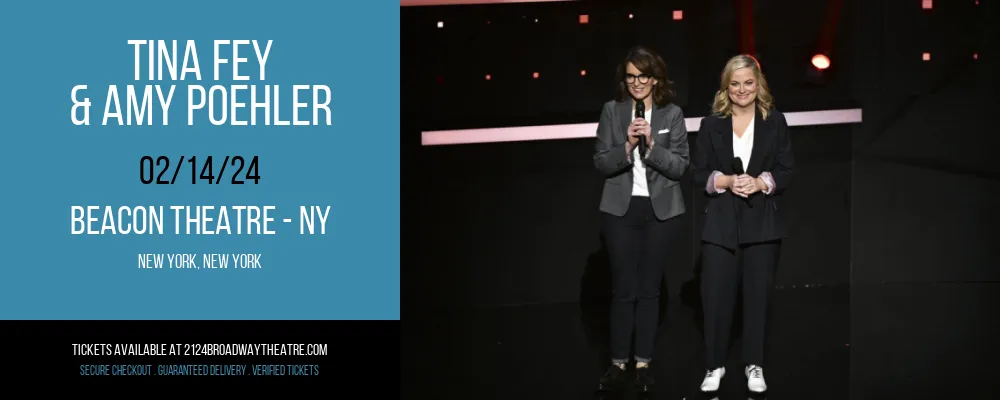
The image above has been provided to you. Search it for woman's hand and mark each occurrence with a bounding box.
[638,119,653,146]
[726,175,746,197]
[732,175,766,197]
[627,118,651,148]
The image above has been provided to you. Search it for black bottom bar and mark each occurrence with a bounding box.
[0,320,398,388]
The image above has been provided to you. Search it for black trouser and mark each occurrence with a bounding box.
[700,240,780,369]
[602,196,682,364]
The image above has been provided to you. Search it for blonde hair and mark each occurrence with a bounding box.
[711,54,774,119]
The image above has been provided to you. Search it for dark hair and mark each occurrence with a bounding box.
[615,45,675,106]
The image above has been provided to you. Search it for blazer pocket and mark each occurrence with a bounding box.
[657,128,670,133]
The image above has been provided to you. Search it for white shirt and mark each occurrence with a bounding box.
[630,110,650,197]
[733,114,755,172]
[706,113,775,195]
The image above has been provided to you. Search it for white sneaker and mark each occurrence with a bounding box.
[700,367,725,392]
[745,365,767,393]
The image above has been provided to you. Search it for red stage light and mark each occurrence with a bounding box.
[811,54,830,70]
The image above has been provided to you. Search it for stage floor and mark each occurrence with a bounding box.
[404,285,848,399]
[403,283,1000,399]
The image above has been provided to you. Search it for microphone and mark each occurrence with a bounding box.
[635,101,646,155]
[732,157,752,207]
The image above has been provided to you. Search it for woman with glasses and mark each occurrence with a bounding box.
[691,54,794,394]
[593,45,690,394]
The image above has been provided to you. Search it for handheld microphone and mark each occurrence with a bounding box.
[635,102,646,155]
[732,157,752,207]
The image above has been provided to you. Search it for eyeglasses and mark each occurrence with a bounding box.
[625,74,652,84]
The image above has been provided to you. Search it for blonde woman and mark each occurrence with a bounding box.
[691,54,794,393]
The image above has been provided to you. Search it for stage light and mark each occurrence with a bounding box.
[534,18,538,23]
[579,14,589,24]
[923,52,931,61]
[580,69,587,76]
[673,10,683,20]
[485,74,491,81]
[533,72,539,79]
[922,0,932,9]
[437,21,444,28]
[811,54,830,70]
[974,53,978,60]
[628,13,633,19]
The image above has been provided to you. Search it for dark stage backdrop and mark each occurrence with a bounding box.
[847,0,996,396]
[849,0,996,284]
[404,0,858,311]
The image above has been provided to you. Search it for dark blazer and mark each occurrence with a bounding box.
[691,106,794,250]
[594,99,690,221]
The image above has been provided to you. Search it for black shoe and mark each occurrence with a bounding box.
[597,364,626,392]
[634,365,654,392]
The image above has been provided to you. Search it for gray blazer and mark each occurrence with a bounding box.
[593,99,690,221]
